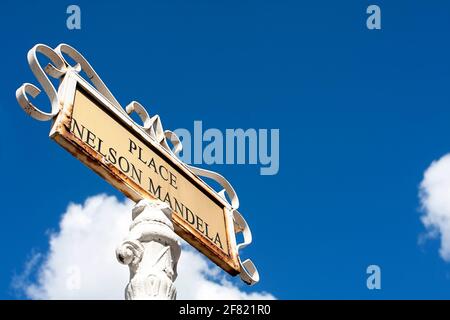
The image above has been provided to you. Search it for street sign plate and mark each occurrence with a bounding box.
[50,72,241,275]
[17,43,259,285]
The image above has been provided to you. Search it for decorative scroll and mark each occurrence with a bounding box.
[116,200,180,300]
[16,43,259,285]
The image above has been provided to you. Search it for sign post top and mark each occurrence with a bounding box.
[16,43,259,285]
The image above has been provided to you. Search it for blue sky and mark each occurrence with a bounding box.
[1,0,450,299]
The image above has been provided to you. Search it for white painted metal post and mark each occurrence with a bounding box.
[116,199,181,300]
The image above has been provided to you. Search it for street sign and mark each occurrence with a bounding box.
[52,73,238,273]
[16,43,258,285]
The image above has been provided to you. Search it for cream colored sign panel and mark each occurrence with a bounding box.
[50,85,240,275]
[71,89,229,253]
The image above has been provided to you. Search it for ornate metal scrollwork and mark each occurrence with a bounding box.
[17,43,259,285]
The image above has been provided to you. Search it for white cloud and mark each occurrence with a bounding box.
[419,154,450,261]
[14,194,274,300]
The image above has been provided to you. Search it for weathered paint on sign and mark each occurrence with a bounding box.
[50,75,240,275]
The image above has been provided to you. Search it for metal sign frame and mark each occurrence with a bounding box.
[16,43,259,285]
[51,71,241,274]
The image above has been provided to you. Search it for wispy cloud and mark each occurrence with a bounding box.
[13,194,274,300]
